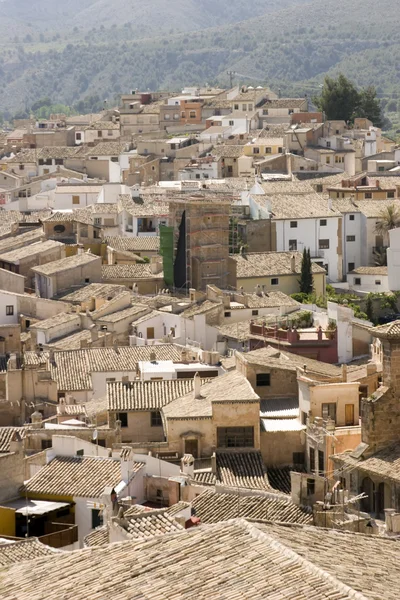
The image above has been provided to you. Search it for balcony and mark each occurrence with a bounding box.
[39,522,78,549]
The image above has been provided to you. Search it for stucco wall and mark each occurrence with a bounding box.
[260,430,304,467]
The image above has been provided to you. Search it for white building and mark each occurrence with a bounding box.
[347,267,389,293]
[53,184,102,210]
[387,228,400,291]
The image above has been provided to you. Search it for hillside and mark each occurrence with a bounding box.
[0,0,400,118]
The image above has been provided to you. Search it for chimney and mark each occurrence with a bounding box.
[59,398,66,414]
[290,254,296,273]
[77,244,84,255]
[150,257,162,274]
[194,372,202,399]
[150,350,156,363]
[211,451,217,474]
[31,410,43,427]
[376,179,380,189]
[286,152,292,177]
[122,375,129,384]
[90,324,98,342]
[181,454,195,477]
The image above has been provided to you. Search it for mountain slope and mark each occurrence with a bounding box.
[0,0,399,115]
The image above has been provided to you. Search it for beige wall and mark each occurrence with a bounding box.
[310,382,359,426]
[0,269,25,294]
[110,411,164,444]
[261,430,304,467]
[213,401,260,450]
[236,273,325,296]
[0,448,24,503]
[237,359,298,399]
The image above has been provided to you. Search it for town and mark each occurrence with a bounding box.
[0,81,399,599]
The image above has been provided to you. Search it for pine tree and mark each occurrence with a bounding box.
[366,294,374,323]
[299,248,313,294]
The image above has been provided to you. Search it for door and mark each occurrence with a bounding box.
[345,404,354,426]
[184,439,198,458]
[146,327,155,339]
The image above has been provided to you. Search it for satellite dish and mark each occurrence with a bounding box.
[92,430,98,441]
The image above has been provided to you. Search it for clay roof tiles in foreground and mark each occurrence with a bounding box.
[0,538,58,566]
[191,489,312,524]
[121,510,184,540]
[0,519,383,600]
[332,442,400,484]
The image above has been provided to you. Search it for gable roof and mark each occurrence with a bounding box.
[32,252,99,276]
[0,519,369,600]
[105,236,160,252]
[119,510,184,540]
[232,251,326,278]
[163,371,259,419]
[0,538,58,566]
[22,455,142,498]
[192,489,312,524]
[107,378,211,412]
[332,442,400,484]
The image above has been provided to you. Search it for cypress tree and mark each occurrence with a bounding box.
[299,248,313,294]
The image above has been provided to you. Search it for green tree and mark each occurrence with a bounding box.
[315,74,360,122]
[366,294,374,322]
[299,248,313,294]
[375,204,400,243]
[358,86,383,127]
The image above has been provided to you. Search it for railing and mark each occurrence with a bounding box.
[39,522,78,548]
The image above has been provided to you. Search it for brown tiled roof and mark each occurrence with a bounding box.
[60,283,127,302]
[266,465,306,494]
[121,510,184,540]
[211,145,244,159]
[105,236,160,252]
[192,470,216,486]
[32,252,99,276]
[163,371,259,420]
[349,266,388,275]
[232,251,326,278]
[191,490,312,524]
[0,538,58,566]
[0,239,64,263]
[83,525,109,547]
[22,455,141,498]
[0,520,363,600]
[216,450,272,491]
[95,304,148,324]
[371,320,400,340]
[333,442,400,484]
[102,264,164,280]
[30,312,78,331]
[23,345,182,392]
[0,428,25,453]
[165,501,190,516]
[77,142,126,157]
[255,521,400,600]
[107,378,211,412]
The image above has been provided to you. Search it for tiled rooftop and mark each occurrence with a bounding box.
[0,239,63,263]
[30,312,78,331]
[105,236,160,252]
[333,442,400,484]
[24,345,182,391]
[101,264,164,279]
[60,283,127,302]
[83,525,109,547]
[163,371,259,420]
[0,519,366,600]
[192,489,312,524]
[0,538,58,566]
[22,455,142,498]
[232,251,326,278]
[216,450,273,491]
[32,252,99,276]
[349,266,388,275]
[0,428,24,453]
[120,510,184,540]
[107,378,211,412]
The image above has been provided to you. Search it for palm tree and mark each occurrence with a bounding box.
[375,204,400,241]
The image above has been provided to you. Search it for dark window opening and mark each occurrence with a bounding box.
[256,373,270,387]
[217,427,254,448]
[117,412,128,428]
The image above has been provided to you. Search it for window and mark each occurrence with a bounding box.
[195,174,201,179]
[290,221,297,228]
[6,306,13,316]
[349,214,355,221]
[375,280,381,285]
[224,311,231,317]
[348,262,355,272]
[217,426,254,448]
[248,104,253,111]
[85,278,90,283]
[265,147,272,154]
[316,184,323,193]
[41,439,52,450]
[234,104,239,110]
[307,478,315,495]
[94,217,101,225]
[271,278,279,286]
[365,192,372,199]
[388,191,395,199]
[229,121,234,126]
[318,450,325,474]
[252,310,259,316]
[309,447,315,472]
[253,147,260,154]
[346,235,356,242]
[108,130,113,136]
[289,239,297,251]
[320,219,327,226]
[293,452,305,466]
[117,412,128,427]
[242,104,247,111]
[151,411,162,427]
[111,157,118,163]
[301,411,308,425]
[91,509,102,529]
[189,111,196,119]
[319,239,329,249]
[326,141,331,148]
[354,277,361,285]
[322,402,336,422]
[72,195,80,205]
[278,147,283,153]
[98,131,102,137]
[76,133,82,140]
[326,156,331,164]
[263,109,268,115]
[19,164,24,170]
[256,373,270,387]
[55,158,63,165]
